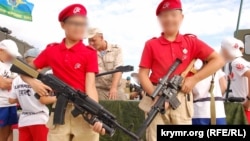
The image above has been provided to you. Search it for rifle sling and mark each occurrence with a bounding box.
[225,62,232,102]
[181,60,196,78]
[194,97,224,103]
[209,74,216,125]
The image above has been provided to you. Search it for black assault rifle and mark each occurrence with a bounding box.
[133,59,183,140]
[10,58,139,140]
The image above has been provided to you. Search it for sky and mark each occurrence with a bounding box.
[0,0,250,78]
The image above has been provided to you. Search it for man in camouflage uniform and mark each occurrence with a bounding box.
[87,28,126,100]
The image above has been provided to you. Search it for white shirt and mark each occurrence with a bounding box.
[229,57,249,98]
[223,63,230,76]
[10,76,49,127]
[192,70,226,118]
[0,61,16,107]
[222,63,229,99]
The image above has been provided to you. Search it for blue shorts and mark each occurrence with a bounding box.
[192,118,227,125]
[0,106,18,127]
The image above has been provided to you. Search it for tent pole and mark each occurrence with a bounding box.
[235,0,244,35]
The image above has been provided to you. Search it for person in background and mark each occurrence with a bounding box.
[9,48,49,141]
[124,76,131,99]
[20,4,104,141]
[221,37,250,124]
[126,76,131,88]
[138,0,224,140]
[88,28,126,100]
[223,39,245,75]
[192,59,227,125]
[130,72,143,100]
[0,39,21,141]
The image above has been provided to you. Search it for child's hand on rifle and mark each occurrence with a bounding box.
[181,76,199,94]
[165,102,169,109]
[30,79,52,96]
[93,122,105,135]
[0,77,12,90]
[151,96,169,110]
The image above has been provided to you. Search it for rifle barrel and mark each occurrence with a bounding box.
[96,70,119,77]
[95,65,134,77]
[113,121,140,140]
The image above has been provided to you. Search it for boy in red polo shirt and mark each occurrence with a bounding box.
[138,0,224,141]
[21,4,104,141]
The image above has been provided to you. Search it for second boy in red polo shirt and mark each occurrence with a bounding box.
[138,0,224,141]
[21,4,104,141]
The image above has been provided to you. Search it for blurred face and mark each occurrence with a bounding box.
[220,48,232,61]
[61,15,87,41]
[158,10,183,34]
[88,34,104,50]
[0,49,14,62]
[25,57,35,66]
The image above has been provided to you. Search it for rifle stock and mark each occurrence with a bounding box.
[11,58,40,78]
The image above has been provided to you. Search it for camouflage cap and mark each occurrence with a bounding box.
[87,28,103,38]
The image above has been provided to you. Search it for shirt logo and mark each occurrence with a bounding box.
[236,63,244,70]
[183,48,188,54]
[73,7,81,14]
[162,2,170,9]
[74,63,81,69]
[2,70,10,78]
[18,89,32,96]
[228,72,234,80]
[26,89,31,96]
[181,48,188,60]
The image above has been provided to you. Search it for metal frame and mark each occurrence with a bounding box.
[235,0,243,35]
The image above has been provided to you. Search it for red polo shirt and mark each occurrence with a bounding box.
[139,33,214,84]
[34,39,98,92]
